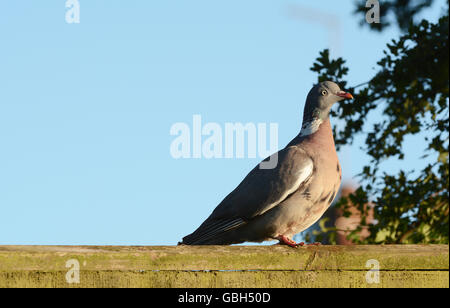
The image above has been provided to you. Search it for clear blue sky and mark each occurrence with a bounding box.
[0,1,446,245]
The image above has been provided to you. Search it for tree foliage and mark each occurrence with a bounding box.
[309,3,449,244]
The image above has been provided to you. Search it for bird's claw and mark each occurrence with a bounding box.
[276,236,321,247]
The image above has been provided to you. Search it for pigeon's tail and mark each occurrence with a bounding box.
[180,217,246,245]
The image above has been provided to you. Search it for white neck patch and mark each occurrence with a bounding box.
[299,118,323,137]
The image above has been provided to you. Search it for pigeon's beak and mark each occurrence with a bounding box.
[337,91,354,100]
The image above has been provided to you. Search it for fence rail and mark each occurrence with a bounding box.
[0,245,448,288]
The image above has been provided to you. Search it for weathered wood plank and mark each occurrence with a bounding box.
[1,270,447,288]
[0,245,448,288]
[0,245,447,270]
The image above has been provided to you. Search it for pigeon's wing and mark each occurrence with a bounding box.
[213,146,314,219]
[182,146,314,244]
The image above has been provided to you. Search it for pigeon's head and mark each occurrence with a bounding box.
[304,81,353,121]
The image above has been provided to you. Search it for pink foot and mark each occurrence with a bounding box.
[276,235,302,247]
[276,236,321,247]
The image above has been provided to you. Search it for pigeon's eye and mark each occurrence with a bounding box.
[321,90,327,96]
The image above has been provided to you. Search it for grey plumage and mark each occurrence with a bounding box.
[181,81,353,245]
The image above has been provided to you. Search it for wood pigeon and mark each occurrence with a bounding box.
[180,81,353,246]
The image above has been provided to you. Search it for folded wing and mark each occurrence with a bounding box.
[181,146,314,245]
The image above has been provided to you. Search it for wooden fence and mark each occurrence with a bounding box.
[0,245,448,288]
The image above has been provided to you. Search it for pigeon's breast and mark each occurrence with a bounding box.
[274,119,343,237]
